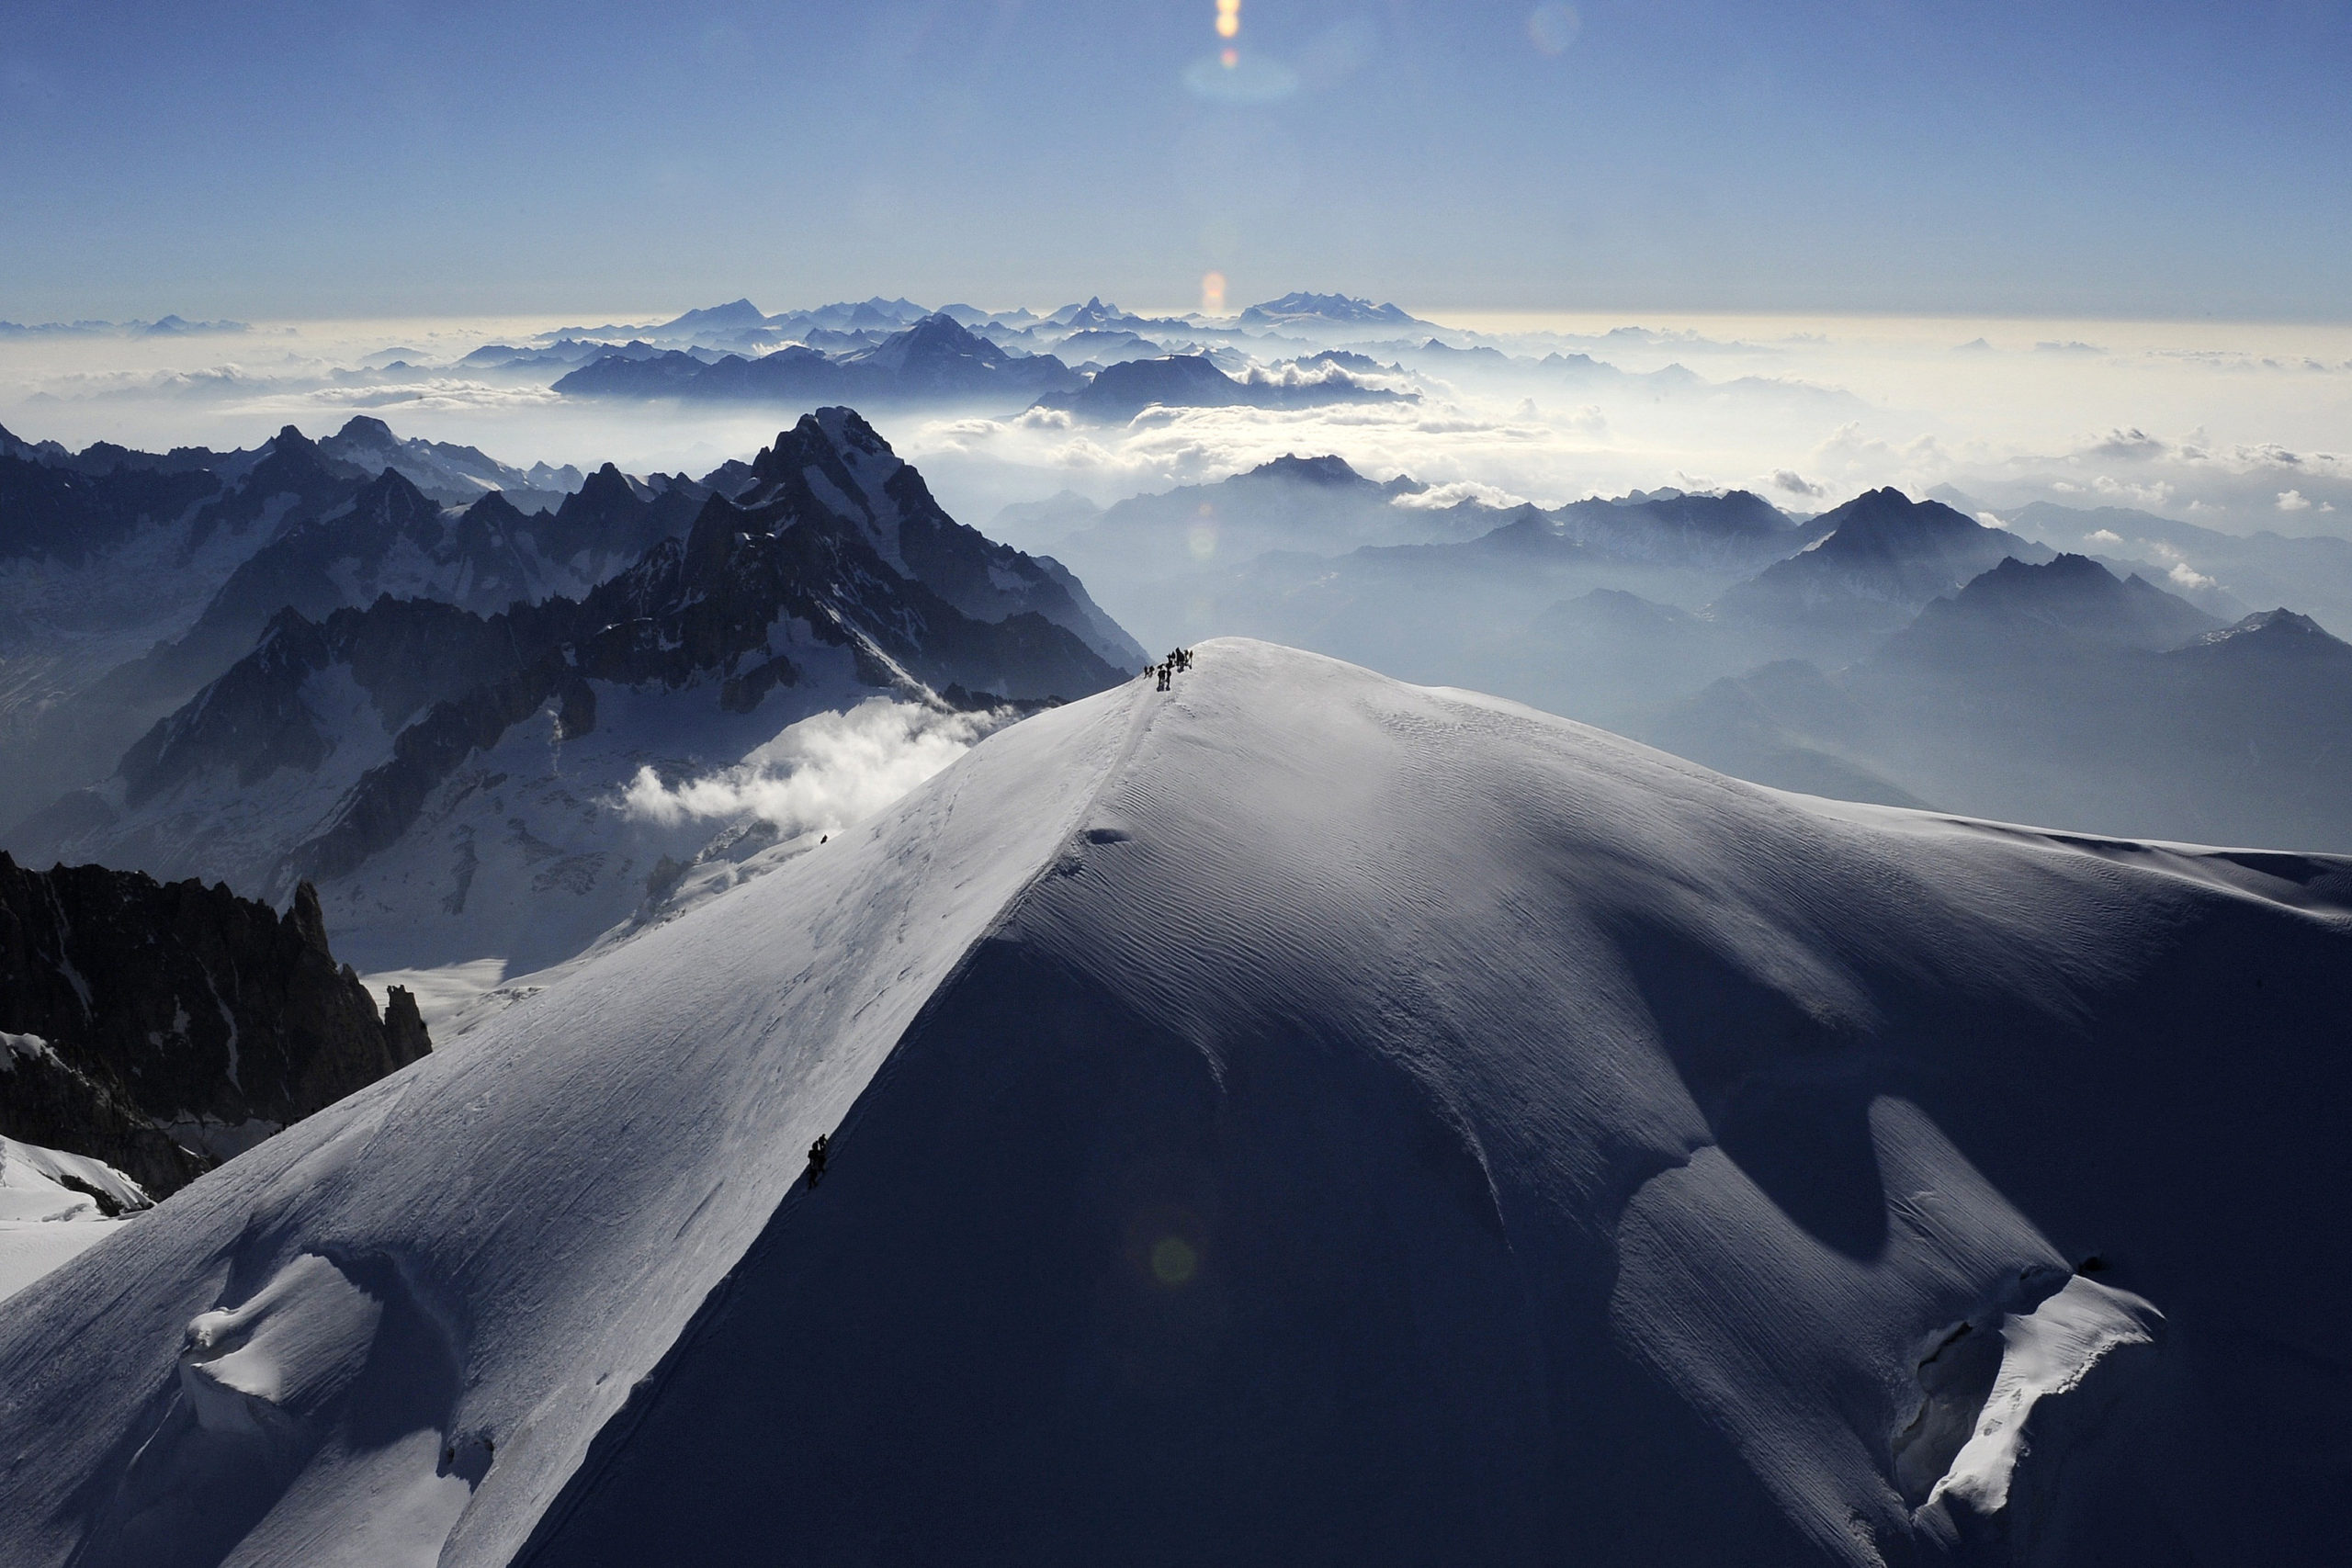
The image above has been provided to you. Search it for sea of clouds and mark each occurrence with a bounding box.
[2,309,2346,541]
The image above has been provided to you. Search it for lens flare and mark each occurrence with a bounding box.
[1527,3,1581,54]
[1220,46,1238,68]
[1216,0,1241,40]
[1150,1235,1199,1286]
[1201,270,1227,313]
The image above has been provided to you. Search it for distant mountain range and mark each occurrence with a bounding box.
[1999,498,2352,633]
[0,314,249,337]
[1032,460,2352,849]
[1031,353,1408,423]
[552,314,1407,418]
[1645,553,2352,847]
[541,292,1417,347]
[0,422,692,834]
[10,411,1141,975]
[1051,457,1826,668]
[318,414,582,511]
[379,290,1882,436]
[1708,489,2057,658]
[1043,452,1441,587]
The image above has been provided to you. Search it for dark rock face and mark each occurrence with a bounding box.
[0,853,431,1195]
[266,472,1121,886]
[0,432,707,845]
[0,455,223,565]
[540,462,706,567]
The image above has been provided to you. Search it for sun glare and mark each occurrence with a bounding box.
[1216,0,1241,41]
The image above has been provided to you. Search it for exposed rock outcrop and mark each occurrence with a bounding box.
[0,852,430,1195]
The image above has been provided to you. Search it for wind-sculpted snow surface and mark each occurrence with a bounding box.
[1,641,2346,1567]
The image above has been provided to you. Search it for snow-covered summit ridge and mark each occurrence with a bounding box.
[2,640,2346,1567]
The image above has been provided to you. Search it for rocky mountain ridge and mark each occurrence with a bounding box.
[17,410,1140,975]
[0,853,428,1196]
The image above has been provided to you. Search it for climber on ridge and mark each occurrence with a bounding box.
[806,1132,831,1189]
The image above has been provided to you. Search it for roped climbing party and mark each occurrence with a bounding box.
[1148,647,1195,692]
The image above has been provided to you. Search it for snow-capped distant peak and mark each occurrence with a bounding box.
[1238,290,1419,328]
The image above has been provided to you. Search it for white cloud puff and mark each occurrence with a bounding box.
[1392,479,1536,510]
[621,699,1003,835]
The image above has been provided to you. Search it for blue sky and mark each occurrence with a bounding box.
[4,0,2346,320]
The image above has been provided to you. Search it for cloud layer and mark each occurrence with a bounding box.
[2,310,2346,540]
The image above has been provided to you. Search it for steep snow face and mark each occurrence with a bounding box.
[1,641,2346,1568]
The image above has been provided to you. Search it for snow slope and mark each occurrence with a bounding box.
[1,639,2346,1567]
[0,1132,149,1303]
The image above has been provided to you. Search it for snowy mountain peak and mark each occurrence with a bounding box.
[1238,290,1419,327]
[1047,295,1120,327]
[744,408,910,561]
[5,639,2344,1564]
[839,313,1012,380]
[28,410,1137,970]
[326,414,400,450]
[2185,605,2352,658]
